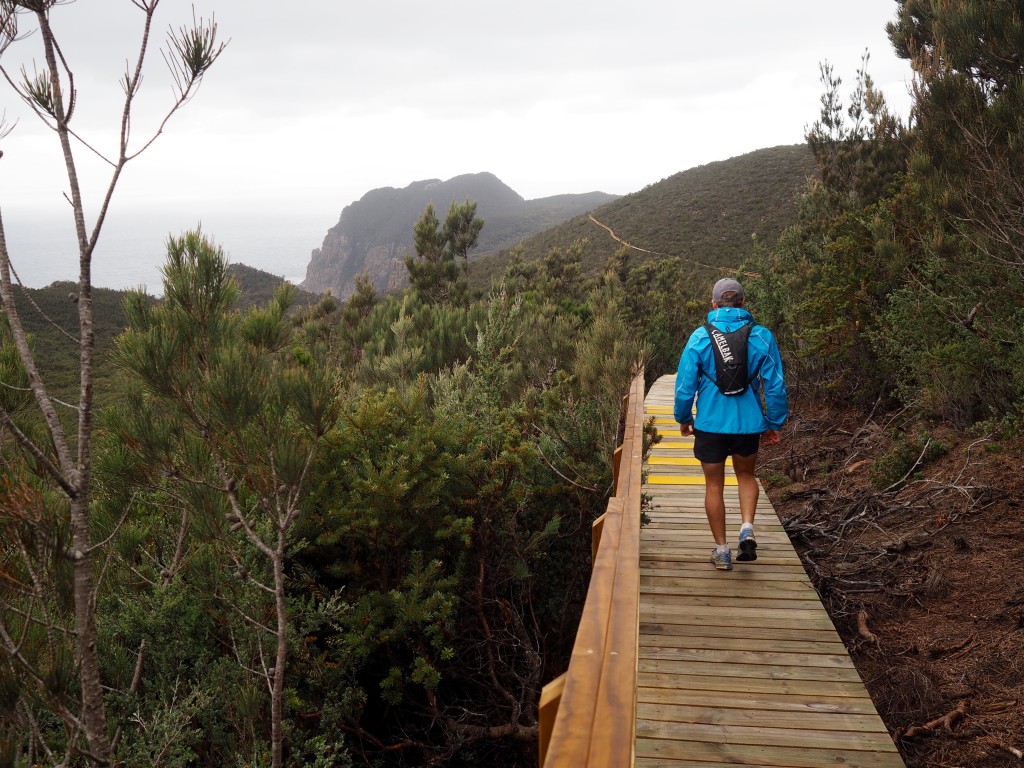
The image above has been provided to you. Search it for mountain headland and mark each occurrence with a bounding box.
[300,172,618,299]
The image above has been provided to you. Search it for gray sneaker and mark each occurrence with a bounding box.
[710,548,733,571]
[737,528,758,561]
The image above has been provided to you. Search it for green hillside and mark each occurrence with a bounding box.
[226,263,319,310]
[470,145,816,288]
[12,282,132,405]
[9,264,317,406]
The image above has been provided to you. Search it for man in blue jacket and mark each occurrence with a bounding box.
[674,278,788,571]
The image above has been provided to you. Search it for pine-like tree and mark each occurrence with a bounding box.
[0,4,224,762]
[110,231,338,767]
[404,200,484,306]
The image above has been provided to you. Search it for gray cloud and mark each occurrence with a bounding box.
[2,0,913,213]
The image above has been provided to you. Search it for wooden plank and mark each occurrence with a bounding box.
[636,721,898,752]
[637,671,875,698]
[636,702,894,733]
[649,456,732,467]
[636,687,880,715]
[648,475,738,486]
[638,633,846,655]
[635,738,905,768]
[638,622,843,644]
[641,594,829,612]
[640,580,821,600]
[638,659,864,684]
[640,528,791,538]
[638,647,859,670]
[639,562,802,574]
[640,563,811,580]
[638,606,839,631]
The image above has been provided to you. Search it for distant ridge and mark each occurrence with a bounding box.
[17,264,317,406]
[470,145,817,287]
[300,172,619,299]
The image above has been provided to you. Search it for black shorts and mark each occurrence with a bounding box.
[692,430,760,464]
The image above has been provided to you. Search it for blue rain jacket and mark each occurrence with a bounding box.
[674,306,789,434]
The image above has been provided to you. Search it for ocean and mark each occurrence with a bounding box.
[2,206,336,294]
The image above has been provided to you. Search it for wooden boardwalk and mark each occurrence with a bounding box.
[635,375,905,768]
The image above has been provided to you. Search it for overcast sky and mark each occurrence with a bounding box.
[2,0,914,224]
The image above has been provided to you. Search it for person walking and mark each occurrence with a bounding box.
[674,277,789,571]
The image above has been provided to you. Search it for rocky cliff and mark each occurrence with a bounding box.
[301,172,617,299]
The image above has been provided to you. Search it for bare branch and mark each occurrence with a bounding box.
[0,618,86,734]
[19,700,58,764]
[218,594,276,636]
[85,498,135,555]
[0,406,77,497]
[126,8,227,161]
[3,259,81,343]
[0,107,15,140]
[110,638,146,752]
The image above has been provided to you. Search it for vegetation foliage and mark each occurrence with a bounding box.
[742,1,1024,435]
[4,1,1024,766]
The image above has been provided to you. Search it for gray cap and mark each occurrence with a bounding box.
[713,278,744,303]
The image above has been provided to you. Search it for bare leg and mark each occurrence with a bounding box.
[700,461,727,545]
[732,452,759,526]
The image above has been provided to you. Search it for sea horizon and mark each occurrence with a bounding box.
[2,204,336,295]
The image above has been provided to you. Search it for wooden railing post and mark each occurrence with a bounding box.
[612,445,623,491]
[538,673,566,766]
[591,513,606,564]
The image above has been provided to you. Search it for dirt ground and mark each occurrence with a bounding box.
[758,399,1024,768]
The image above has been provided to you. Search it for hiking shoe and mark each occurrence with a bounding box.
[737,528,758,561]
[710,548,733,571]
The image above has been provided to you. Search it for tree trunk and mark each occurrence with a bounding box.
[71,495,112,765]
[271,540,288,768]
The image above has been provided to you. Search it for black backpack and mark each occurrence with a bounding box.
[700,321,756,396]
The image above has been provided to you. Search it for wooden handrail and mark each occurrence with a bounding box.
[539,369,645,767]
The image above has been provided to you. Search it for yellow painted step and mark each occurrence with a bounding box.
[646,405,674,415]
[647,475,738,487]
[654,438,695,447]
[649,456,731,467]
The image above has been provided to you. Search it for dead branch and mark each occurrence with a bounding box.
[927,633,977,659]
[881,438,932,493]
[981,736,1024,760]
[900,701,968,739]
[856,608,880,649]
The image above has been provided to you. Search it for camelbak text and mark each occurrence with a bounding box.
[711,331,734,363]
